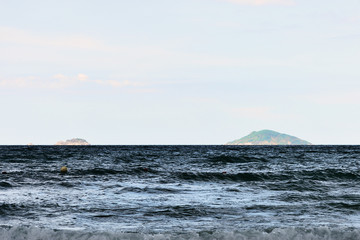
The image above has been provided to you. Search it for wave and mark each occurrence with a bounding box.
[0,181,13,188]
[54,167,360,183]
[72,167,157,176]
[208,155,268,163]
[175,171,267,182]
[173,168,360,183]
[1,226,359,240]
[4,167,358,185]
[0,203,25,216]
[118,186,181,194]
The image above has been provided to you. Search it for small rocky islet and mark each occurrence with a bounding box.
[55,138,90,146]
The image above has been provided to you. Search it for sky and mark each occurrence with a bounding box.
[1,0,360,145]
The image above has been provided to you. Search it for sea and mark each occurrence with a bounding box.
[1,145,360,240]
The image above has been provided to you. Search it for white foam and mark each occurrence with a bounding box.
[1,226,360,240]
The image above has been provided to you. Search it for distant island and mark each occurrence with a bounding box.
[226,130,311,145]
[55,138,90,146]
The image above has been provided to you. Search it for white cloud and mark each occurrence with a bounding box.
[94,79,145,88]
[230,106,297,120]
[0,76,38,88]
[220,0,294,6]
[0,26,290,73]
[0,74,146,90]
[77,74,89,82]
[302,91,360,105]
[188,54,289,67]
[0,75,79,89]
[0,27,102,49]
[231,107,272,118]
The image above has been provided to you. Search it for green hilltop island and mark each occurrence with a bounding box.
[226,130,311,145]
[55,138,90,146]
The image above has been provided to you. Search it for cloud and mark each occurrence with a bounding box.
[302,91,360,105]
[0,76,39,88]
[0,74,146,90]
[188,54,289,67]
[94,79,145,88]
[230,107,296,120]
[0,27,102,49]
[220,0,294,6]
[231,107,272,118]
[77,74,89,82]
[0,26,290,71]
[0,75,79,89]
[348,16,360,23]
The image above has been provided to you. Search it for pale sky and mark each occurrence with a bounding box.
[1,0,360,145]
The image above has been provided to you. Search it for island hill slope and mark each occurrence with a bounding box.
[226,130,311,145]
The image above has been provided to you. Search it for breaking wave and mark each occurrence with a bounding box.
[1,226,360,240]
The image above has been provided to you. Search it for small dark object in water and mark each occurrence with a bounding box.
[1,171,7,174]
[60,166,68,174]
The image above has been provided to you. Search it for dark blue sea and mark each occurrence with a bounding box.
[1,145,360,239]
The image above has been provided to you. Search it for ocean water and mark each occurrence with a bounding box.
[1,145,360,240]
